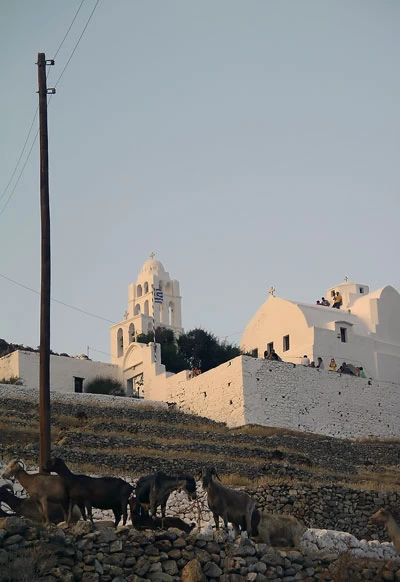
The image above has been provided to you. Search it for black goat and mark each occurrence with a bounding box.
[135,471,197,519]
[129,496,195,533]
[0,483,80,524]
[75,410,88,423]
[202,467,256,535]
[46,457,133,526]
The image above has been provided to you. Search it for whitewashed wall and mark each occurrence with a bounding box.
[160,356,399,439]
[0,351,120,393]
[163,356,246,427]
[240,357,399,438]
[2,349,399,439]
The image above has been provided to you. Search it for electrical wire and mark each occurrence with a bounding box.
[0,129,39,218]
[54,0,87,60]
[52,0,101,90]
[0,272,116,324]
[0,0,100,218]
[0,109,38,205]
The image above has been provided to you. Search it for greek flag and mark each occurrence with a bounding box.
[154,288,163,304]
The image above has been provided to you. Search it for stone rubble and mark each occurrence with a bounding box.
[1,462,398,564]
[1,516,400,582]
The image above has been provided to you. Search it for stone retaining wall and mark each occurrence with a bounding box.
[1,516,400,582]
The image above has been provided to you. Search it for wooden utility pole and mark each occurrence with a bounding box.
[37,52,55,471]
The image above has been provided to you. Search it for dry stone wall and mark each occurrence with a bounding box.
[1,516,400,582]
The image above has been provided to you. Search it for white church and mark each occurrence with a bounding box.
[1,255,399,439]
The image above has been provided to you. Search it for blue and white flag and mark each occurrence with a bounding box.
[154,288,163,304]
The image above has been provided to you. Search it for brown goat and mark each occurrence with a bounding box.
[202,467,256,535]
[251,510,306,547]
[0,483,80,524]
[370,507,400,553]
[2,459,70,524]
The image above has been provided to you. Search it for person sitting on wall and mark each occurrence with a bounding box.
[332,291,343,309]
[316,300,321,305]
[264,350,269,359]
[267,349,282,361]
[329,358,337,371]
[357,366,366,378]
[338,362,354,375]
[321,297,330,306]
[301,355,310,366]
[316,357,324,369]
[189,367,201,379]
[310,361,316,368]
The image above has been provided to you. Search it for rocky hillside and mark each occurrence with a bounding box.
[0,386,399,490]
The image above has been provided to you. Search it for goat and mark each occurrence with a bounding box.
[135,471,197,519]
[46,457,133,527]
[370,507,400,553]
[251,509,306,547]
[129,496,195,533]
[201,467,256,535]
[0,483,80,524]
[2,459,70,524]
[75,410,88,423]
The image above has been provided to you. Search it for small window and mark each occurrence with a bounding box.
[267,342,274,355]
[340,327,347,343]
[283,335,290,352]
[251,348,258,358]
[359,287,364,294]
[331,290,336,298]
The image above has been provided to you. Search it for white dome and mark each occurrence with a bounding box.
[140,258,165,275]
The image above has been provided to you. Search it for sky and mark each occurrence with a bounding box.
[1,0,399,363]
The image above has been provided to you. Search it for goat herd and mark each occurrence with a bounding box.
[1,459,399,552]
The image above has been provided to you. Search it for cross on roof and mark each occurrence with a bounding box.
[150,252,155,260]
[123,310,129,320]
[269,286,276,297]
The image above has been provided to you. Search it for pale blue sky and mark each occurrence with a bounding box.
[1,1,399,362]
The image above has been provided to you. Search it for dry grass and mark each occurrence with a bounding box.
[229,424,332,439]
[0,543,61,582]
[331,551,394,582]
[52,411,228,436]
[353,435,400,444]
[95,445,264,466]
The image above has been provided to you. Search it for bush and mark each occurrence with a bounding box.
[0,376,23,385]
[84,376,125,396]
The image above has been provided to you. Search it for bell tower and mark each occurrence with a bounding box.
[110,254,183,363]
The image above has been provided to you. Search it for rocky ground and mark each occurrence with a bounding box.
[1,386,399,483]
[0,385,399,579]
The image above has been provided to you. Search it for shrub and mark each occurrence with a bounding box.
[84,376,125,396]
[0,376,23,385]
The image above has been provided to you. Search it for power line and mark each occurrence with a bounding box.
[52,0,101,90]
[0,0,100,218]
[54,0,87,60]
[0,108,38,205]
[0,272,116,324]
[0,128,39,219]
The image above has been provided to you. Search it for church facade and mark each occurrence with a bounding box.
[108,255,183,396]
[0,256,399,438]
[241,280,400,384]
